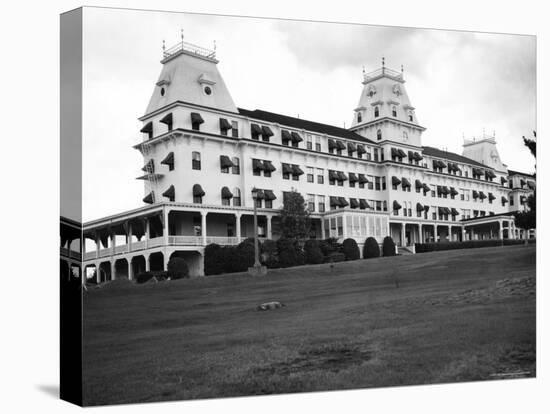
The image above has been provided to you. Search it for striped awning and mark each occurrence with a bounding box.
[397,149,407,158]
[422,183,431,193]
[501,176,508,185]
[441,186,450,195]
[423,205,430,212]
[263,160,276,172]
[358,173,369,184]
[162,185,175,201]
[350,198,359,208]
[527,181,536,190]
[292,165,304,176]
[488,193,496,201]
[219,118,232,131]
[282,130,292,142]
[347,142,356,152]
[401,178,411,188]
[251,123,262,136]
[221,186,233,199]
[357,144,366,154]
[142,159,154,173]
[193,184,205,197]
[143,192,154,204]
[450,187,458,196]
[191,112,204,125]
[479,191,487,199]
[252,159,265,171]
[501,196,508,204]
[485,170,496,179]
[337,171,348,181]
[414,152,423,161]
[472,167,483,176]
[392,176,401,186]
[220,155,235,168]
[338,197,349,207]
[393,200,402,210]
[159,113,173,126]
[262,126,274,138]
[282,163,293,174]
[348,173,358,183]
[161,152,174,167]
[254,189,265,200]
[140,121,153,134]
[264,190,277,201]
[329,196,339,207]
[415,179,423,190]
[416,202,424,212]
[328,138,336,149]
[391,148,399,157]
[472,190,479,199]
[291,131,303,143]
[328,170,339,181]
[451,208,459,216]
[359,199,370,209]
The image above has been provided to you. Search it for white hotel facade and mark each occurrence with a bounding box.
[67,40,535,280]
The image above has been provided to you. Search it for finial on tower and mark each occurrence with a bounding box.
[382,56,385,68]
[401,64,404,73]
[162,39,165,53]
[180,28,184,42]
[213,40,217,52]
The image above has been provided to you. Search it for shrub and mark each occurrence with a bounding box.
[342,238,360,261]
[235,240,255,271]
[277,237,302,268]
[319,237,342,256]
[382,236,396,256]
[261,239,280,268]
[415,239,506,253]
[167,257,189,279]
[204,243,224,275]
[304,239,324,264]
[324,252,346,263]
[363,237,380,259]
[135,271,154,284]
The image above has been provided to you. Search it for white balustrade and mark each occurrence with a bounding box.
[147,237,165,248]
[168,235,202,245]
[131,240,146,251]
[84,251,96,261]
[115,244,128,254]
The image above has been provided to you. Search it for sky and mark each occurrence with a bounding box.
[82,7,536,222]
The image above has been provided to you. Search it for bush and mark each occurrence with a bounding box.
[304,239,324,264]
[135,271,154,284]
[204,243,224,275]
[235,240,255,271]
[382,236,396,256]
[261,239,280,268]
[167,257,189,279]
[277,238,303,268]
[363,237,380,259]
[342,238,360,261]
[324,252,346,263]
[319,237,342,256]
[414,239,510,253]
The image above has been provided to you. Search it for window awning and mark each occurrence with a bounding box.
[485,170,496,179]
[347,142,356,152]
[447,162,455,171]
[350,198,359,208]
[140,121,153,134]
[337,171,348,181]
[292,165,304,176]
[422,183,431,193]
[391,148,398,157]
[444,207,452,215]
[408,151,414,159]
[282,130,292,142]
[438,207,445,215]
[329,196,339,207]
[416,202,424,212]
[397,149,407,158]
[219,118,232,131]
[159,113,173,126]
[221,186,233,199]
[358,173,369,184]
[282,163,293,174]
[472,167,483,176]
[143,192,154,204]
[479,191,487,199]
[392,176,401,186]
[191,112,204,125]
[501,176,508,185]
[220,155,235,168]
[262,125,274,138]
[437,185,442,195]
[423,205,430,212]
[520,179,526,187]
[161,152,174,167]
[402,178,411,188]
[357,144,366,154]
[328,138,336,149]
[252,159,265,171]
[193,184,205,197]
[450,187,458,196]
[501,196,508,204]
[264,190,277,201]
[263,160,276,172]
[348,172,358,183]
[451,208,459,216]
[162,185,175,200]
[142,159,154,173]
[441,186,450,195]
[393,200,402,210]
[488,193,496,201]
[335,140,346,150]
[255,189,265,200]
[329,170,339,181]
[415,179,423,189]
[527,181,536,190]
[414,152,423,161]
[359,199,370,210]
[338,197,349,207]
[251,123,262,136]
[291,131,303,143]
[472,190,479,199]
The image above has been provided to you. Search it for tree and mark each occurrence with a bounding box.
[167,257,189,279]
[279,190,311,239]
[204,243,224,275]
[277,237,303,268]
[363,237,380,259]
[304,239,324,264]
[514,131,536,242]
[342,238,360,260]
[382,236,396,256]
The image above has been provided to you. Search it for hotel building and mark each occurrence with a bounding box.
[63,39,535,280]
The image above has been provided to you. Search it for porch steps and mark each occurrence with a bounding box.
[398,246,415,255]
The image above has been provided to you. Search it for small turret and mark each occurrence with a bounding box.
[462,132,507,172]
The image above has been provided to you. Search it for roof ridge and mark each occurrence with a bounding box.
[421,145,489,169]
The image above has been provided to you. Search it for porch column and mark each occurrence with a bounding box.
[145,254,150,272]
[128,258,133,280]
[111,259,116,280]
[110,230,116,256]
[95,262,101,284]
[498,221,503,240]
[201,212,208,246]
[267,216,272,239]
[235,213,242,240]
[448,225,452,242]
[470,228,474,241]
[163,208,169,246]
[401,223,406,247]
[419,224,424,243]
[95,232,101,259]
[509,221,515,239]
[127,222,133,252]
[145,218,150,245]
[321,218,326,239]
[164,253,170,272]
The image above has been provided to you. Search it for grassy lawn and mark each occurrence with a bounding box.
[82,245,536,406]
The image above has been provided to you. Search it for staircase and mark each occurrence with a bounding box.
[398,245,415,255]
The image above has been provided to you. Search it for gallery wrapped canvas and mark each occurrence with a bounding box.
[60,6,536,407]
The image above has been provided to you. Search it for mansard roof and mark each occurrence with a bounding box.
[238,108,376,144]
[507,169,536,178]
[422,146,489,169]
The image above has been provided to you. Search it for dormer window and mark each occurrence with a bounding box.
[374,106,380,118]
[357,112,362,123]
[377,129,382,141]
[408,111,413,122]
[392,106,397,117]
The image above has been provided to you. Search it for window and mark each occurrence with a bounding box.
[253,159,261,176]
[374,106,380,118]
[430,185,436,197]
[255,198,263,208]
[265,199,273,209]
[392,106,397,117]
[307,167,314,183]
[365,146,372,161]
[349,175,356,188]
[317,168,324,184]
[193,216,202,236]
[233,188,241,206]
[376,201,382,212]
[408,111,413,122]
[231,121,239,138]
[509,195,514,206]
[232,157,240,174]
[375,176,381,191]
[315,136,321,151]
[193,194,203,204]
[383,200,388,211]
[329,171,336,186]
[367,175,374,190]
[432,206,437,220]
[403,131,408,141]
[306,134,313,150]
[377,129,382,141]
[318,195,325,213]
[307,194,315,212]
[221,189,230,206]
[373,148,379,161]
[192,152,201,170]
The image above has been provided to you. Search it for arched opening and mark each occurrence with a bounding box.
[98,261,112,283]
[131,255,146,279]
[114,258,129,280]
[149,252,165,272]
[169,250,203,277]
[84,264,98,284]
[374,106,379,118]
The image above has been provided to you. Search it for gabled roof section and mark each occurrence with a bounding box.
[507,169,536,178]
[238,108,376,144]
[422,146,489,169]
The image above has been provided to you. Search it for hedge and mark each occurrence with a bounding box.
[277,237,304,268]
[342,238,360,261]
[204,243,224,275]
[261,239,280,268]
[382,236,396,256]
[167,257,189,279]
[304,239,324,264]
[135,271,167,284]
[363,237,380,259]
[415,239,504,253]
[324,252,346,263]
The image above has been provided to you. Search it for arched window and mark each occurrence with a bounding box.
[377,129,382,141]
[374,106,379,118]
[231,157,240,174]
[192,151,201,170]
[392,106,397,117]
[233,187,241,207]
[357,112,362,123]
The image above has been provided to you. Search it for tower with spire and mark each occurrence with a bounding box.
[350,59,425,148]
